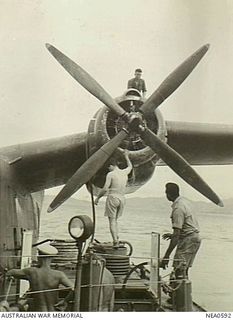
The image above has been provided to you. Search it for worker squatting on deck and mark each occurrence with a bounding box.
[160,182,201,279]
[94,150,132,247]
[6,244,73,311]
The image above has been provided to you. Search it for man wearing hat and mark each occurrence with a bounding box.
[127,68,147,98]
[6,244,73,311]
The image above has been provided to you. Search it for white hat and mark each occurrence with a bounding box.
[37,244,58,256]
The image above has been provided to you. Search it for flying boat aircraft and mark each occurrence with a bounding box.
[1,43,233,274]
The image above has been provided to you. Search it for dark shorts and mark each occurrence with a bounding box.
[104,195,125,219]
[173,232,201,269]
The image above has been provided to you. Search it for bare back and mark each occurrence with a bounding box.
[25,267,71,311]
[108,168,129,197]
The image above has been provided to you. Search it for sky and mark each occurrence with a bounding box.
[1,0,233,203]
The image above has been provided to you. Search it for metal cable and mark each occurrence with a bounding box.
[0,276,186,301]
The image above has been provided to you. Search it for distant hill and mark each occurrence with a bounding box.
[42,195,233,215]
[126,197,233,215]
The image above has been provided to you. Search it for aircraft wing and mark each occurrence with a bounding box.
[2,121,233,194]
[1,132,87,193]
[165,121,233,165]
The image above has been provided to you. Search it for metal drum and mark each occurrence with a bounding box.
[50,240,78,267]
[92,242,132,277]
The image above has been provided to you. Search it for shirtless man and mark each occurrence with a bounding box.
[94,151,132,247]
[6,244,73,311]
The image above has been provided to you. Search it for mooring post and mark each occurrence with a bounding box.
[88,253,93,311]
[150,232,160,301]
[184,279,193,311]
[73,242,83,311]
[174,278,193,311]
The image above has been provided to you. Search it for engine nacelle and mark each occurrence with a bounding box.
[87,89,167,193]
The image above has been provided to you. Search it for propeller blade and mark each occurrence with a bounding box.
[46,43,126,117]
[140,44,210,116]
[141,127,223,207]
[47,129,128,213]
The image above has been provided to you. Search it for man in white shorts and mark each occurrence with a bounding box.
[95,150,132,247]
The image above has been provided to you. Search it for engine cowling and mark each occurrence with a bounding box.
[87,89,167,194]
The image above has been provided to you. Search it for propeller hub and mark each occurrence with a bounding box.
[128,112,144,133]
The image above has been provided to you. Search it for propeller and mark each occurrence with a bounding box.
[140,44,209,117]
[46,43,223,212]
[140,127,223,206]
[47,129,128,212]
[45,44,126,118]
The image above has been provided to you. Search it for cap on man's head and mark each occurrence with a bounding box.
[135,68,142,73]
[165,182,179,195]
[37,244,58,256]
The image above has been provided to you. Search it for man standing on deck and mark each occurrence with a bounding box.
[160,182,201,278]
[127,68,147,98]
[94,150,133,247]
[6,244,73,311]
